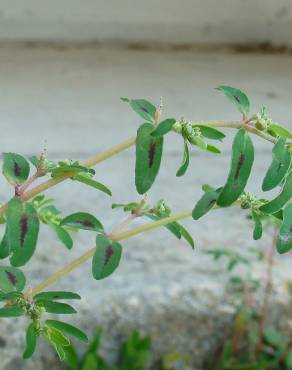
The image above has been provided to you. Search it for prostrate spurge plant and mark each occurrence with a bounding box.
[0,86,291,362]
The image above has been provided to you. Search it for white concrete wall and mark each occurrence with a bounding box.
[0,0,291,45]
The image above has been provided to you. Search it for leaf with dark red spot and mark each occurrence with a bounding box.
[6,197,40,267]
[135,123,164,194]
[0,265,26,292]
[92,235,122,280]
[216,86,250,115]
[217,129,254,207]
[262,137,291,191]
[127,99,156,122]
[2,153,30,186]
[60,212,103,232]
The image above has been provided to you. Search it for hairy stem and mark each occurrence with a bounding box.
[0,118,276,218]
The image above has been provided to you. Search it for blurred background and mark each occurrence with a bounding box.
[0,1,292,370]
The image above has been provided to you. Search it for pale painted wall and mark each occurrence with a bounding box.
[0,0,291,45]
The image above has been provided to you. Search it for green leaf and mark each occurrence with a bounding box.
[51,161,93,178]
[178,224,195,249]
[72,173,112,196]
[216,86,250,115]
[135,123,163,194]
[45,327,70,360]
[112,202,140,212]
[0,305,24,317]
[193,125,226,141]
[82,353,98,370]
[176,141,189,177]
[285,351,292,369]
[151,118,176,137]
[276,204,292,254]
[0,291,23,302]
[259,171,292,214]
[23,323,38,359]
[191,136,207,150]
[2,153,30,186]
[46,320,88,343]
[206,144,221,154]
[129,99,156,122]
[268,123,292,139]
[33,291,81,302]
[0,265,26,292]
[61,212,103,232]
[39,300,77,314]
[262,138,291,191]
[251,211,263,240]
[48,223,73,250]
[92,234,122,280]
[0,229,9,259]
[217,129,254,207]
[63,344,79,370]
[6,197,40,267]
[264,327,284,347]
[192,188,221,220]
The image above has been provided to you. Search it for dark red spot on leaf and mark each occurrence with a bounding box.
[139,104,149,113]
[235,153,245,180]
[76,220,95,228]
[20,215,28,246]
[5,271,17,286]
[104,245,114,265]
[13,161,21,177]
[148,142,156,168]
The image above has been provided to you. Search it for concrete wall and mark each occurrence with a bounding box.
[0,0,291,45]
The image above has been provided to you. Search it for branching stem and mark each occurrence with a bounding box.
[30,209,192,296]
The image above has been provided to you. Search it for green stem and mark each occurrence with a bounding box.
[0,120,276,218]
[0,136,136,216]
